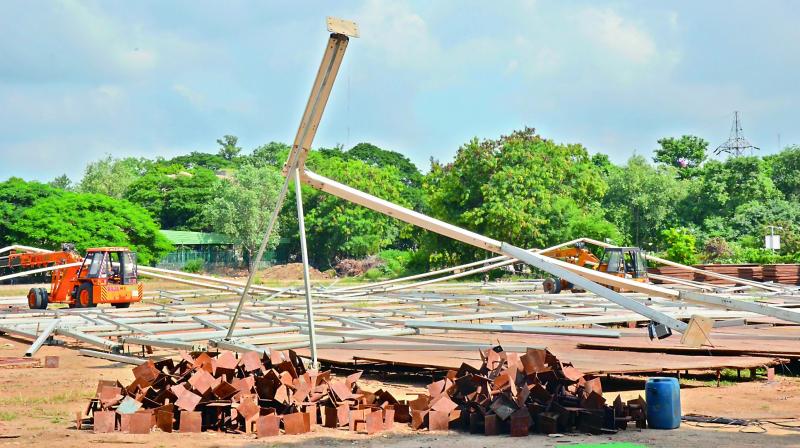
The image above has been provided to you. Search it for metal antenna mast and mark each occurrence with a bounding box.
[714,111,759,157]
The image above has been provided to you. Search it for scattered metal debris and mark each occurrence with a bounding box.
[80,347,645,437]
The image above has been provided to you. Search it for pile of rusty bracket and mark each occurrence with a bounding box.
[406,346,647,436]
[80,349,401,436]
[80,347,645,437]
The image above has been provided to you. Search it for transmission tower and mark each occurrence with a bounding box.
[714,111,759,157]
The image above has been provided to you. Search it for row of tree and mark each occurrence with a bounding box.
[3,129,799,271]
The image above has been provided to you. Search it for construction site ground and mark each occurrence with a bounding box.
[1,343,799,447]
[2,271,800,447]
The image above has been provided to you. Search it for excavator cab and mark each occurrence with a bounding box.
[599,247,648,280]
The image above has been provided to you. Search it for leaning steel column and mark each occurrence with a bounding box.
[294,167,319,368]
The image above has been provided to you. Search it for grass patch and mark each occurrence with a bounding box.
[0,389,92,407]
[0,411,18,421]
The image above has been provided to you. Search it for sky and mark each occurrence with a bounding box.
[1,0,799,182]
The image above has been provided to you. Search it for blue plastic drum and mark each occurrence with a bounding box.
[645,377,681,429]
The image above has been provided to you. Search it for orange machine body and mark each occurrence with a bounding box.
[4,246,143,309]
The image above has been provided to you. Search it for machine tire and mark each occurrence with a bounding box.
[27,288,39,309]
[112,302,131,309]
[37,288,49,310]
[543,277,562,294]
[76,283,95,308]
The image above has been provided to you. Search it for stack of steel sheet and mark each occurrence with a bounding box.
[763,264,800,285]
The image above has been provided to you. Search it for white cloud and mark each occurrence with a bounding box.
[576,7,657,65]
[356,0,440,70]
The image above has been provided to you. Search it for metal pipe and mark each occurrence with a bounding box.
[24,318,60,357]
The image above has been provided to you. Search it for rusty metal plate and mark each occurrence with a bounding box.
[484,414,498,436]
[431,394,457,415]
[175,390,201,412]
[509,408,530,437]
[129,411,152,434]
[428,410,449,431]
[188,369,216,395]
[240,351,262,372]
[93,410,115,433]
[44,355,59,368]
[132,360,159,384]
[323,406,338,428]
[383,408,395,430]
[213,380,238,400]
[283,412,307,435]
[178,411,201,433]
[119,413,131,432]
[155,404,174,433]
[411,409,427,430]
[257,414,280,437]
[237,397,260,422]
[365,410,383,434]
[393,403,410,423]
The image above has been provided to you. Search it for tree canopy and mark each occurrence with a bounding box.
[5,129,800,271]
[6,186,171,264]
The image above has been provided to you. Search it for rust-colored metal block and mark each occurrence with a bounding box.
[509,409,530,437]
[188,369,216,395]
[393,403,410,423]
[323,406,338,428]
[283,412,307,435]
[132,360,159,384]
[365,410,383,434]
[383,408,395,430]
[129,411,152,434]
[257,414,280,437]
[429,410,449,431]
[175,390,201,412]
[349,408,369,432]
[305,404,317,427]
[237,397,260,422]
[119,413,131,432]
[336,403,350,427]
[411,409,428,430]
[93,410,115,433]
[155,404,174,433]
[484,414,498,436]
[179,411,202,433]
[44,355,59,368]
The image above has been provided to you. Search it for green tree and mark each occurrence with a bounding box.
[680,156,781,225]
[660,227,698,265]
[124,166,220,231]
[765,145,800,200]
[216,135,242,161]
[0,178,61,246]
[424,128,615,264]
[653,135,708,176]
[78,156,150,198]
[603,156,686,249]
[48,174,73,190]
[204,165,283,268]
[288,151,414,267]
[247,142,290,168]
[169,151,235,171]
[348,143,423,188]
[9,190,172,264]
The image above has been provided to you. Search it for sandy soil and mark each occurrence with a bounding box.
[1,340,799,448]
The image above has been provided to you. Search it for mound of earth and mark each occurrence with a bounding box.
[260,263,331,280]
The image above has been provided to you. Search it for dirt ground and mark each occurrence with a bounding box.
[1,340,799,448]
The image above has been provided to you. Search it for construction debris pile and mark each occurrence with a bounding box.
[82,349,391,436]
[80,347,645,437]
[407,345,646,436]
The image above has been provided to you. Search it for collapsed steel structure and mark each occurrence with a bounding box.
[2,19,800,369]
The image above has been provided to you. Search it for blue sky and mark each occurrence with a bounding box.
[1,0,798,182]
